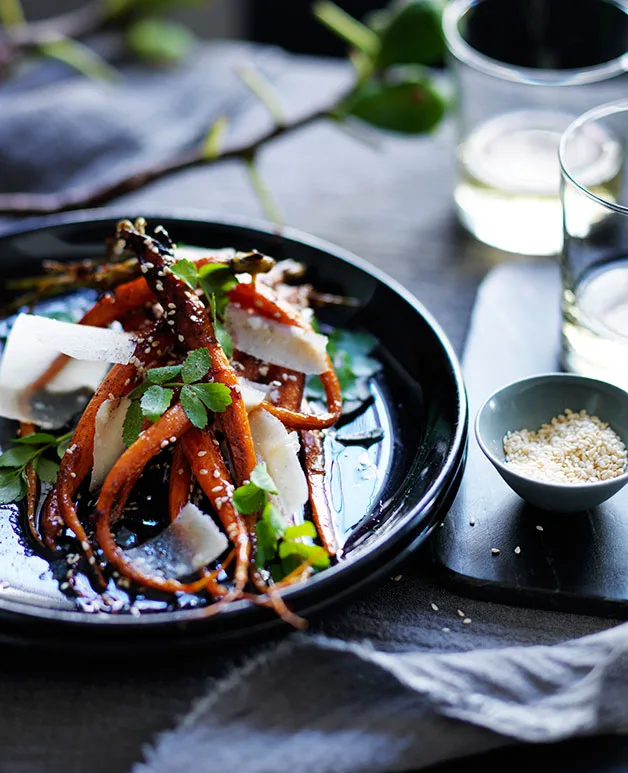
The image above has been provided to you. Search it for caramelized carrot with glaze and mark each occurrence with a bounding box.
[168,442,192,521]
[117,221,257,485]
[181,428,250,593]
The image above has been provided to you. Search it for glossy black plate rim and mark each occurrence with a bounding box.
[0,207,468,640]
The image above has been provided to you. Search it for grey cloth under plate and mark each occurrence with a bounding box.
[135,620,628,773]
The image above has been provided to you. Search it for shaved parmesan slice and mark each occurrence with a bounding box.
[12,314,136,364]
[237,377,270,412]
[124,503,228,579]
[90,397,131,491]
[225,305,328,375]
[249,408,308,518]
[0,314,137,428]
[175,246,235,263]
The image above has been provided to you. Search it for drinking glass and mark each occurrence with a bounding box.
[559,101,628,388]
[443,0,628,256]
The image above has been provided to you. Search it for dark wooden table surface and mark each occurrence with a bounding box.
[2,47,628,773]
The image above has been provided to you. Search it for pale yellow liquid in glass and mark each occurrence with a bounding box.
[455,110,622,255]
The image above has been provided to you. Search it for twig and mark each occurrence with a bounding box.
[0,93,351,215]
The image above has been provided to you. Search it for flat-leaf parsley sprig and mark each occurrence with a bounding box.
[122,347,232,446]
[232,461,330,578]
[0,431,72,504]
[170,258,236,357]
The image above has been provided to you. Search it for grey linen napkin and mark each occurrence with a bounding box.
[135,620,628,773]
[0,41,625,773]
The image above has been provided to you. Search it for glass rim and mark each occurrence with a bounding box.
[559,99,628,215]
[443,0,628,87]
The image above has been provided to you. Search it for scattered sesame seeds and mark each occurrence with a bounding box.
[197,450,207,457]
[503,408,627,483]
[169,436,177,443]
[457,609,465,617]
[514,546,521,555]
[462,617,472,625]
[69,471,77,478]
[491,548,500,555]
[212,485,222,492]
[430,602,439,611]
[213,470,220,478]
[536,524,544,532]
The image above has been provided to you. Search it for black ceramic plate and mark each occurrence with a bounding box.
[0,210,467,651]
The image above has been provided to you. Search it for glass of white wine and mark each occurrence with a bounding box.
[443,0,628,256]
[560,101,628,388]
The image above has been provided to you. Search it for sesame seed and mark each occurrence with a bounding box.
[212,485,222,492]
[391,574,402,581]
[178,334,185,342]
[491,548,500,555]
[430,602,439,611]
[536,525,544,532]
[457,609,465,617]
[514,546,521,554]
[503,408,627,483]
[70,472,76,478]
[169,436,177,443]
[199,469,208,475]
[213,470,220,478]
[442,627,450,633]
[197,451,207,457]
[463,617,472,625]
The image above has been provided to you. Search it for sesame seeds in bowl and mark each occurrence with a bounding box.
[475,373,628,513]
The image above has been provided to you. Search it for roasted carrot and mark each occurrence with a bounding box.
[168,442,192,521]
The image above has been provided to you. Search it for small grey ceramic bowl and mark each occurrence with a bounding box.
[475,373,628,512]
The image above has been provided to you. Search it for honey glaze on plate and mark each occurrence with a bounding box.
[0,288,400,617]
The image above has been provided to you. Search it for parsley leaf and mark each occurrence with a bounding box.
[122,400,143,447]
[0,470,26,505]
[232,481,267,515]
[250,462,278,494]
[181,347,211,384]
[140,385,174,422]
[0,430,73,504]
[278,540,330,570]
[189,383,232,413]
[146,365,182,384]
[170,258,198,290]
[180,385,208,429]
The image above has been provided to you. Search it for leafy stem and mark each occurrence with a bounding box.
[0,430,73,504]
[122,348,232,446]
[231,462,330,578]
[0,1,447,216]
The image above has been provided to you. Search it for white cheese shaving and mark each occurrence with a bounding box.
[13,314,136,364]
[124,503,228,578]
[237,377,270,412]
[225,305,328,375]
[0,314,137,428]
[249,407,308,518]
[90,397,131,491]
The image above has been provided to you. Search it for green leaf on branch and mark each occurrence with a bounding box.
[313,1,379,58]
[346,75,446,134]
[38,37,119,82]
[0,0,25,28]
[202,116,229,161]
[126,18,196,66]
[374,1,446,69]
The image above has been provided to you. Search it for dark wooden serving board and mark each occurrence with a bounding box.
[431,259,628,618]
